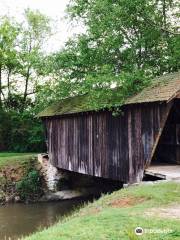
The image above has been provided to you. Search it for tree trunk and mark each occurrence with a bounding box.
[163,0,167,29]
[22,65,30,111]
[7,68,11,100]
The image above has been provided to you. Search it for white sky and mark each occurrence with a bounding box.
[0,0,83,52]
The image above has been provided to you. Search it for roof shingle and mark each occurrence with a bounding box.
[126,72,180,104]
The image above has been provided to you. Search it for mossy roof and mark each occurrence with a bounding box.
[38,72,180,118]
[126,71,180,104]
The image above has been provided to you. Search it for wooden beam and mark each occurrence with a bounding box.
[167,90,180,102]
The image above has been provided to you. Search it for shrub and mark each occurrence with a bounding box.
[0,110,46,152]
[16,170,43,201]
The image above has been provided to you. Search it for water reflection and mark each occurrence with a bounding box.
[0,199,86,240]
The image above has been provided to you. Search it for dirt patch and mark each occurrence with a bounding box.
[109,196,147,208]
[0,166,25,182]
[79,207,101,217]
[89,207,101,214]
[146,204,180,220]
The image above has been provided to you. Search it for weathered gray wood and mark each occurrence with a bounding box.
[145,164,180,180]
[43,101,171,183]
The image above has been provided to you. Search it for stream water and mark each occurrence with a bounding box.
[0,199,88,240]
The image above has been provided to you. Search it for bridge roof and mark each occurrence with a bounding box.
[38,71,180,117]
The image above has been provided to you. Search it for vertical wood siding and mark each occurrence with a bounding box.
[44,102,171,183]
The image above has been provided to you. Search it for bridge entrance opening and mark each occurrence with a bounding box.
[145,99,180,180]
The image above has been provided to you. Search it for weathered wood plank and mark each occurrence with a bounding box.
[44,102,172,183]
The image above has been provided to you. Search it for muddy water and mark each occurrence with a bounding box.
[0,199,87,240]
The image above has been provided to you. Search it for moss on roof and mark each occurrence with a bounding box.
[38,72,180,118]
[38,95,94,117]
[126,71,180,104]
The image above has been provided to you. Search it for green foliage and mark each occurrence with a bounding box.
[37,0,180,111]
[0,109,45,152]
[0,10,52,152]
[1,2,180,151]
[16,170,42,201]
[0,10,48,153]
[0,9,52,109]
[0,154,37,200]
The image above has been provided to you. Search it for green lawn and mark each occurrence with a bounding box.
[0,153,37,167]
[23,181,180,240]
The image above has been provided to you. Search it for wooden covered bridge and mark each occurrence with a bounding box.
[38,72,180,183]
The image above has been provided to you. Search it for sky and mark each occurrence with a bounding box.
[0,0,83,52]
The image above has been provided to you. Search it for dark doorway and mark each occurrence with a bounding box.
[145,100,180,181]
[152,99,180,165]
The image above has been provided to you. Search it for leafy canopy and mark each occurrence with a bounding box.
[0,10,51,152]
[37,0,179,111]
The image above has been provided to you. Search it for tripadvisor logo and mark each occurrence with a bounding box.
[135,227,144,235]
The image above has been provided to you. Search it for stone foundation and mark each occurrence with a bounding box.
[38,154,69,192]
[38,154,123,201]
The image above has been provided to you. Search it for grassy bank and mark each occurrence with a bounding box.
[0,153,36,167]
[0,153,40,203]
[23,181,180,240]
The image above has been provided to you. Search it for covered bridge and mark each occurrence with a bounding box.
[38,72,180,183]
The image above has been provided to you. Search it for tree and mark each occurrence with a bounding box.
[18,9,51,110]
[40,0,179,110]
[67,0,179,73]
[0,9,52,111]
[0,10,52,152]
[0,17,19,108]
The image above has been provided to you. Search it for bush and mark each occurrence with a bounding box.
[0,110,12,151]
[16,170,43,201]
[0,110,46,152]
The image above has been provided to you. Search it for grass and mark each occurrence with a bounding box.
[0,152,37,167]
[23,181,180,240]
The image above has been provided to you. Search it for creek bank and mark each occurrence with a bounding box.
[0,153,123,204]
[0,155,42,204]
[22,181,180,240]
